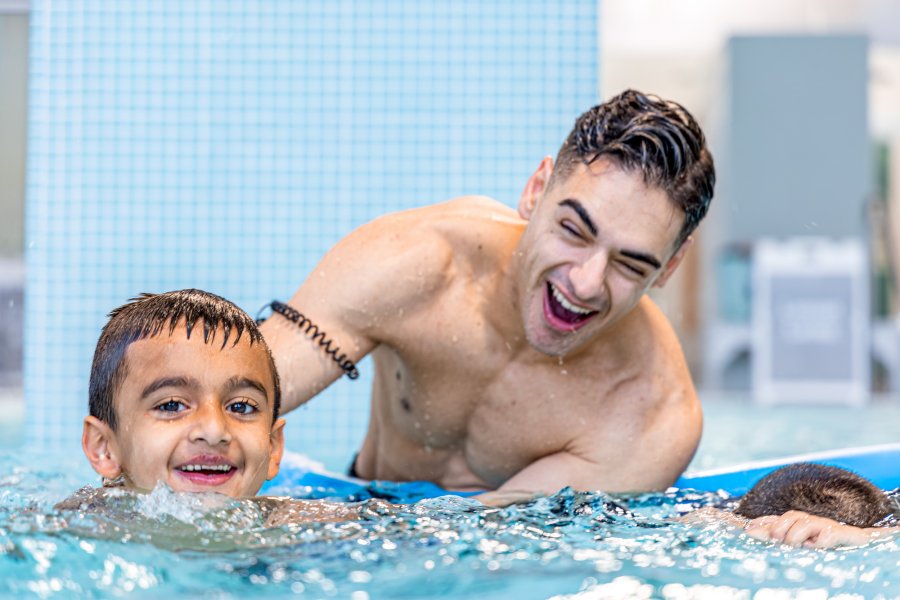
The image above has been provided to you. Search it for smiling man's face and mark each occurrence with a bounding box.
[83,322,285,498]
[514,156,689,358]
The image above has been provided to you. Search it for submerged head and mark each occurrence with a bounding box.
[83,289,285,498]
[515,89,715,356]
[735,463,894,528]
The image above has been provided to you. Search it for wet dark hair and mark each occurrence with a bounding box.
[551,89,716,248]
[89,289,281,430]
[734,463,894,528]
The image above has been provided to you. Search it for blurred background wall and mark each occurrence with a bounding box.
[601,0,900,396]
[2,0,900,459]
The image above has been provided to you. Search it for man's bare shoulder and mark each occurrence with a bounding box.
[628,296,694,374]
[339,196,517,259]
[593,295,699,417]
[309,196,521,322]
[373,195,520,244]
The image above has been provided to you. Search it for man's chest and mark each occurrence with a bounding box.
[372,344,619,471]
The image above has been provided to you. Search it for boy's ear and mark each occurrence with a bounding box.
[266,418,286,481]
[82,416,123,481]
[653,236,694,288]
[518,156,554,220]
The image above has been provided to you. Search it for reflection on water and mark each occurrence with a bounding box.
[1,451,898,599]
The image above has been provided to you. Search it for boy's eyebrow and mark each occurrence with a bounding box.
[223,376,270,401]
[140,376,199,399]
[559,199,598,237]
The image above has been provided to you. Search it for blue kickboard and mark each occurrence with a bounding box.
[675,443,900,496]
[262,462,477,502]
[264,443,900,502]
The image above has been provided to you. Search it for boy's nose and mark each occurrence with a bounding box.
[569,250,608,300]
[189,402,233,445]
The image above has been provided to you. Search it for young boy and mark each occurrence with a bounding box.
[687,463,900,548]
[736,463,899,548]
[735,463,895,527]
[65,289,355,523]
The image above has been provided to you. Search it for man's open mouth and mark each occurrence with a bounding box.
[543,282,597,330]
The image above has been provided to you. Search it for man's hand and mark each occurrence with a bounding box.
[743,510,888,548]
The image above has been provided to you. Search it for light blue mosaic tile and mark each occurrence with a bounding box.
[25,0,599,470]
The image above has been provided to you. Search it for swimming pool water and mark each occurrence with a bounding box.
[2,396,900,598]
[1,447,898,599]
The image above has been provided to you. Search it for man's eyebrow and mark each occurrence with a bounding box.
[621,249,662,270]
[559,198,662,269]
[140,376,199,400]
[223,376,270,400]
[559,199,598,237]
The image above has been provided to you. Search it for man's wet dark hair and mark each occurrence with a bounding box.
[551,89,716,248]
[734,463,894,528]
[89,289,281,430]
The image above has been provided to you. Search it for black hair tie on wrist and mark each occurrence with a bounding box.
[257,300,360,380]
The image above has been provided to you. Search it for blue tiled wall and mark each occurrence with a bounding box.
[25,0,599,469]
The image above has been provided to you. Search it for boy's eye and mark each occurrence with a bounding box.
[228,400,258,415]
[155,399,186,413]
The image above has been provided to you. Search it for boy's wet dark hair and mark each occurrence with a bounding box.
[734,463,894,528]
[89,289,281,430]
[551,89,716,249]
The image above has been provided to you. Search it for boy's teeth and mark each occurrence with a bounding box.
[181,464,233,472]
[551,284,592,315]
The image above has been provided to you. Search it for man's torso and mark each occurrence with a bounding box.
[348,197,696,491]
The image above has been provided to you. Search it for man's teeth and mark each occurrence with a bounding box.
[551,284,593,315]
[180,464,233,472]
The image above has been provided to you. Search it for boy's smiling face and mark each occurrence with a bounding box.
[83,322,285,498]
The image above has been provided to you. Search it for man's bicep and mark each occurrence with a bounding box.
[261,216,448,414]
[260,309,374,414]
[496,400,701,495]
[592,398,702,492]
[260,230,385,413]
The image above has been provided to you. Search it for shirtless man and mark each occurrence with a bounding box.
[261,89,716,499]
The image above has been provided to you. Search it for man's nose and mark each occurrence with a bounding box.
[569,250,609,300]
[188,401,232,445]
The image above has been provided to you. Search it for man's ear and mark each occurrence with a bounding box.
[653,236,694,288]
[266,418,286,481]
[82,416,123,480]
[518,156,554,220]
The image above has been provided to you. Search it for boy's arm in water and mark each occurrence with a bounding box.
[680,507,899,549]
[743,510,899,548]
